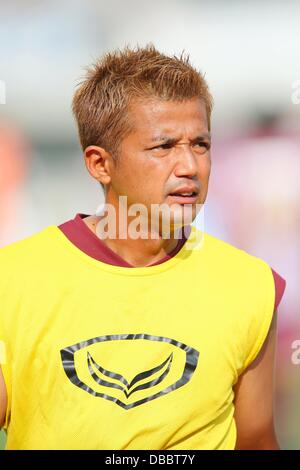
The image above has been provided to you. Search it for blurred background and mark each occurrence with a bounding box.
[0,0,299,450]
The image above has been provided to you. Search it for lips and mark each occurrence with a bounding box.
[168,186,199,204]
[168,194,199,204]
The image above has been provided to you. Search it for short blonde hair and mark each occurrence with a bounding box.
[72,43,213,158]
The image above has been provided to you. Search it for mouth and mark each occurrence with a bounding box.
[168,191,199,204]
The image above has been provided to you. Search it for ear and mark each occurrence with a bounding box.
[84,145,113,186]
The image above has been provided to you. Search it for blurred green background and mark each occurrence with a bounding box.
[0,431,5,449]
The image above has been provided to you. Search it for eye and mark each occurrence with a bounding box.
[152,143,173,150]
[194,142,210,152]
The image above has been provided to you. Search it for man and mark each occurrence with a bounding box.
[0,44,286,450]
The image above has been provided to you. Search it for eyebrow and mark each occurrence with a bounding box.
[150,133,211,144]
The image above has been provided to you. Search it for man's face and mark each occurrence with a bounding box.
[106,97,211,231]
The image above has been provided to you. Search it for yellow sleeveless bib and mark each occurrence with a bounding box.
[0,225,275,449]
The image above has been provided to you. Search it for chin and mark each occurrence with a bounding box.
[159,203,196,236]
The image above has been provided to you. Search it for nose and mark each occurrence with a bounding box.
[173,143,198,178]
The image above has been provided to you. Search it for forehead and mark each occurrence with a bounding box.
[127,97,209,141]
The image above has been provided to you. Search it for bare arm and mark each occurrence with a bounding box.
[233,310,279,450]
[0,366,7,429]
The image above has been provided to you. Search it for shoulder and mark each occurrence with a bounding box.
[198,230,272,275]
[0,226,57,275]
[189,229,276,308]
[203,231,285,309]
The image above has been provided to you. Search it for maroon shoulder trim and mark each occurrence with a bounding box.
[58,214,191,268]
[59,214,132,267]
[271,268,286,312]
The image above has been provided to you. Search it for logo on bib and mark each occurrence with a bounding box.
[60,334,199,409]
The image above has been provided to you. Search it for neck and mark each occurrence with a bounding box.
[83,214,184,267]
